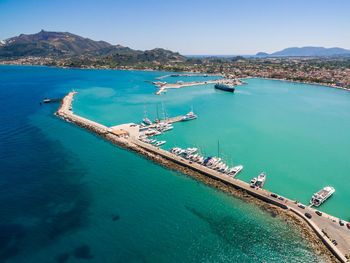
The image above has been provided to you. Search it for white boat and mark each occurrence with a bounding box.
[185,154,193,159]
[143,104,152,125]
[143,118,152,125]
[219,164,228,173]
[229,165,243,176]
[141,138,152,144]
[206,158,216,167]
[185,147,198,154]
[190,154,198,160]
[175,148,183,155]
[162,124,174,131]
[215,162,224,170]
[310,186,335,207]
[210,161,218,169]
[193,155,200,162]
[154,140,166,147]
[250,177,257,187]
[182,107,198,121]
[255,172,266,188]
[155,123,173,132]
[197,157,204,164]
[170,147,182,154]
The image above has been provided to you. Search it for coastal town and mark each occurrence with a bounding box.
[2,55,350,90]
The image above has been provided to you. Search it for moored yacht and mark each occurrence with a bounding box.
[255,172,266,188]
[310,186,335,207]
[155,122,173,132]
[143,103,152,125]
[185,147,198,155]
[143,118,152,125]
[154,140,166,147]
[250,177,257,187]
[182,107,198,121]
[229,165,243,176]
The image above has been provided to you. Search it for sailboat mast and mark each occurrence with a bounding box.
[143,102,147,119]
[161,102,166,121]
[156,104,159,121]
[217,140,220,158]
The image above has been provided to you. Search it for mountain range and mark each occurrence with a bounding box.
[1,30,350,65]
[256,47,350,57]
[0,30,185,64]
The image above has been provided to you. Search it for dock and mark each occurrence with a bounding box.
[152,78,246,95]
[56,91,350,263]
[154,73,220,80]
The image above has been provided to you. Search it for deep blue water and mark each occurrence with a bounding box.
[0,65,323,262]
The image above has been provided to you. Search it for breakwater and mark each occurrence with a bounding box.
[149,78,245,95]
[56,91,350,263]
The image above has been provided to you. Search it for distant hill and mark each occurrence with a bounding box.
[0,30,115,58]
[256,46,350,57]
[256,52,269,57]
[0,30,186,64]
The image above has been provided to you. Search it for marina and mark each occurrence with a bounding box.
[154,73,220,80]
[149,78,245,95]
[56,90,350,263]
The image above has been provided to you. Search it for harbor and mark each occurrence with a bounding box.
[56,90,350,263]
[147,78,246,95]
[154,73,220,80]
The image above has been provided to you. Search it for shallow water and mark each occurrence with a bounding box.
[0,65,334,262]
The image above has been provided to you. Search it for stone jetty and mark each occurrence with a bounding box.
[56,91,350,263]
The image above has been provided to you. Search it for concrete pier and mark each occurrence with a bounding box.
[154,73,220,80]
[56,91,350,262]
[152,78,245,95]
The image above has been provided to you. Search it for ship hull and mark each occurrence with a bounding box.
[215,84,235,92]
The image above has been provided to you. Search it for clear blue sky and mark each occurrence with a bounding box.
[1,0,349,55]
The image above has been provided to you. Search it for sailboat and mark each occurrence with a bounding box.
[154,104,160,123]
[161,101,169,121]
[143,104,152,125]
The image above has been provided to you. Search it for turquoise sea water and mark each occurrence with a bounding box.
[1,65,343,262]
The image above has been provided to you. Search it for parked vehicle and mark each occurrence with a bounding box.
[270,193,278,198]
[315,211,322,216]
[305,213,312,219]
[298,204,306,209]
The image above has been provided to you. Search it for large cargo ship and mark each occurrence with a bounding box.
[310,186,335,207]
[214,84,235,92]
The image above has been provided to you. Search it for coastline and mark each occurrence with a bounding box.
[55,91,350,263]
[2,62,349,94]
[245,76,350,92]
